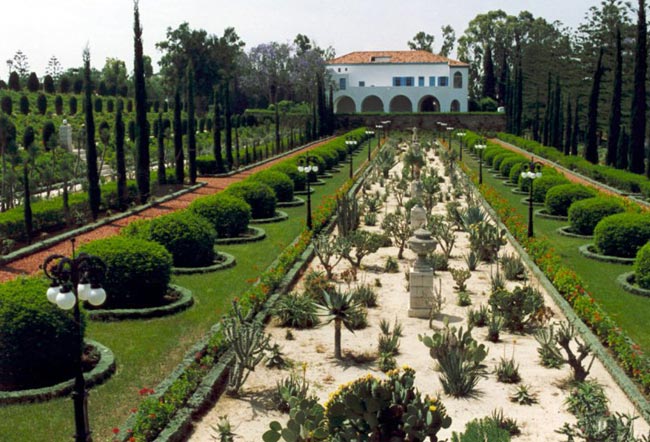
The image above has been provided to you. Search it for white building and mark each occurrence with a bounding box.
[327,50,469,114]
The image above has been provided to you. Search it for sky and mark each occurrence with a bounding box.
[1,0,602,77]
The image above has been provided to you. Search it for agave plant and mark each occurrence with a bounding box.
[316,290,363,359]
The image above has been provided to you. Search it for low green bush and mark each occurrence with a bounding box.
[489,286,544,332]
[248,170,294,202]
[635,242,650,289]
[121,210,216,267]
[531,175,569,203]
[270,162,306,192]
[0,276,82,390]
[482,146,503,166]
[594,212,650,258]
[196,156,218,174]
[80,236,172,308]
[544,184,596,216]
[492,153,517,173]
[188,193,251,238]
[567,197,626,235]
[499,156,526,182]
[225,181,277,219]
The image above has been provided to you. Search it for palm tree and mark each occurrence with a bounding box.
[316,290,362,359]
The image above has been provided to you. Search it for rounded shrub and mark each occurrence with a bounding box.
[568,197,626,235]
[544,184,596,216]
[188,193,251,238]
[499,156,527,179]
[509,162,525,185]
[531,174,569,203]
[0,277,82,390]
[80,236,172,308]
[492,153,517,175]
[594,213,650,258]
[315,148,338,169]
[271,162,306,192]
[482,147,503,166]
[635,242,650,289]
[122,210,216,267]
[225,181,277,219]
[248,170,294,202]
[332,141,348,161]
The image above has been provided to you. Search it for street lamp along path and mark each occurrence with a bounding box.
[297,156,319,230]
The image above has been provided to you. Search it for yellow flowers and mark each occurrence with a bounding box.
[429,404,437,412]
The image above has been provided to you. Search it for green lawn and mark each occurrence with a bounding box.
[0,142,371,442]
[460,146,650,352]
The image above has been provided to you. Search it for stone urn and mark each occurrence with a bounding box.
[408,228,437,272]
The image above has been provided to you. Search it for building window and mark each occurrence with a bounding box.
[337,68,341,73]
[438,76,449,87]
[418,76,424,86]
[429,76,436,87]
[405,77,414,86]
[453,72,463,88]
[339,78,346,90]
[359,81,365,87]
[393,77,401,86]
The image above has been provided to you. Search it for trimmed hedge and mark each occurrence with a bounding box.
[270,162,307,192]
[499,155,527,179]
[247,170,294,202]
[492,152,518,174]
[531,174,569,203]
[568,197,626,235]
[482,146,503,166]
[0,277,82,390]
[224,181,277,219]
[544,184,597,216]
[594,213,650,258]
[80,236,172,308]
[635,242,650,290]
[196,156,218,175]
[188,193,251,238]
[121,210,216,267]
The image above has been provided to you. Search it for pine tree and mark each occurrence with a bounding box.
[212,88,224,172]
[133,0,150,202]
[585,47,604,164]
[608,27,623,167]
[173,89,184,183]
[617,127,630,170]
[83,48,100,220]
[157,112,166,185]
[115,106,127,209]
[187,64,196,184]
[631,0,647,174]
[482,43,496,99]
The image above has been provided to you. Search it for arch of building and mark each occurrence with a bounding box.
[418,95,441,112]
[389,95,412,112]
[335,96,356,113]
[361,95,384,112]
[453,72,463,89]
[450,99,461,112]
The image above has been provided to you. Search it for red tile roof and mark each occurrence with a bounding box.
[328,50,468,67]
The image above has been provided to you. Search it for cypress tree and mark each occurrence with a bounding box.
[328,85,335,135]
[631,0,647,174]
[514,61,523,136]
[543,72,552,146]
[482,43,496,99]
[608,27,623,167]
[83,48,100,221]
[571,96,580,156]
[585,47,604,164]
[157,112,166,185]
[498,51,508,105]
[224,81,233,168]
[552,77,562,150]
[317,73,327,137]
[23,163,32,243]
[173,89,184,183]
[115,106,127,210]
[133,0,150,202]
[212,88,224,172]
[617,127,630,170]
[533,89,540,142]
[564,97,572,155]
[187,64,196,184]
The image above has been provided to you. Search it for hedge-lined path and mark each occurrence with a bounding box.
[0,139,334,283]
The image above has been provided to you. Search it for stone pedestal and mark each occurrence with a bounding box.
[407,228,437,318]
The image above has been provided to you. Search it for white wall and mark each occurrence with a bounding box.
[329,63,458,87]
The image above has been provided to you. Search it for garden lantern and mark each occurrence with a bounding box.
[521,158,543,238]
[345,139,357,179]
[365,129,375,161]
[456,131,466,161]
[297,155,319,230]
[474,141,487,185]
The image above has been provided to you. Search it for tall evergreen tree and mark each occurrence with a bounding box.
[157,112,166,185]
[608,27,623,167]
[212,88,224,172]
[542,72,552,146]
[533,88,540,142]
[585,47,604,164]
[115,106,127,209]
[571,96,580,156]
[187,64,197,184]
[482,43,496,99]
[551,77,562,149]
[564,97,572,155]
[22,162,32,243]
[223,81,234,167]
[617,127,630,170]
[173,89,184,183]
[133,0,149,202]
[630,0,647,174]
[513,62,523,136]
[83,48,100,221]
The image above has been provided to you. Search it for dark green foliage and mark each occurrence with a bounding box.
[585,47,604,165]
[8,72,20,91]
[41,121,56,148]
[501,253,526,281]
[635,242,650,289]
[270,162,306,192]
[616,127,629,170]
[342,230,384,268]
[0,277,82,390]
[189,193,251,238]
[489,286,544,332]
[69,96,77,115]
[568,197,626,235]
[594,213,650,257]
[134,0,150,202]
[302,270,336,302]
[544,184,596,216]
[54,95,63,115]
[273,292,319,329]
[115,107,128,210]
[36,93,47,115]
[451,418,511,442]
[19,95,29,114]
[534,326,565,369]
[492,153,516,173]
[212,88,224,172]
[26,72,39,92]
[121,210,216,267]
[83,48,101,221]
[80,236,172,308]
[336,193,360,238]
[94,97,103,113]
[173,89,184,184]
[225,181,277,219]
[248,170,294,202]
[565,380,608,419]
[531,174,569,203]
[467,305,490,327]
[187,63,197,184]
[0,96,12,114]
[607,27,622,166]
[498,156,527,179]
[350,284,378,308]
[631,0,647,174]
[495,357,521,384]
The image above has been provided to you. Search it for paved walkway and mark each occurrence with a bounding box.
[0,140,331,283]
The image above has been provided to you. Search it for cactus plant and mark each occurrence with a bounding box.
[263,396,328,442]
[469,221,506,263]
[312,233,347,279]
[381,211,412,259]
[336,193,360,238]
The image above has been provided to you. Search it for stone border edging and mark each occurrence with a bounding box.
[502,181,518,187]
[87,284,193,321]
[308,179,327,186]
[276,197,305,208]
[520,197,544,206]
[511,188,528,195]
[214,227,266,245]
[0,339,116,405]
[0,183,206,266]
[578,244,635,265]
[535,209,568,221]
[472,170,650,425]
[556,225,593,239]
[294,188,315,195]
[249,210,289,224]
[616,272,650,298]
[172,252,236,275]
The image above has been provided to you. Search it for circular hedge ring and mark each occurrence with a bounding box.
[249,210,289,224]
[172,252,236,275]
[616,272,650,297]
[593,212,650,258]
[214,226,266,245]
[578,243,635,265]
[276,196,305,208]
[567,197,626,236]
[556,225,593,239]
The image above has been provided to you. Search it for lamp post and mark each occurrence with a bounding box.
[375,124,383,151]
[381,120,390,138]
[521,158,543,238]
[474,142,487,185]
[297,156,319,230]
[42,238,107,442]
[365,130,375,161]
[456,131,466,161]
[446,126,454,149]
[345,139,357,179]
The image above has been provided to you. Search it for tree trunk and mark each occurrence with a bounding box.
[23,164,32,244]
[334,319,342,359]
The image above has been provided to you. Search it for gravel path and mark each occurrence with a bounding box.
[0,140,331,283]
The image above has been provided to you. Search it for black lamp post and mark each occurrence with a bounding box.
[42,238,107,442]
[375,124,383,151]
[456,131,466,161]
[474,141,487,185]
[521,158,543,238]
[381,120,391,137]
[446,126,454,149]
[297,156,319,229]
[345,139,357,179]
[365,129,375,161]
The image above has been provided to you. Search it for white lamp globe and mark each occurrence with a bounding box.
[297,165,305,173]
[312,165,319,173]
[56,290,76,310]
[304,165,312,173]
[77,283,91,301]
[535,172,542,179]
[46,285,61,304]
[87,287,107,306]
